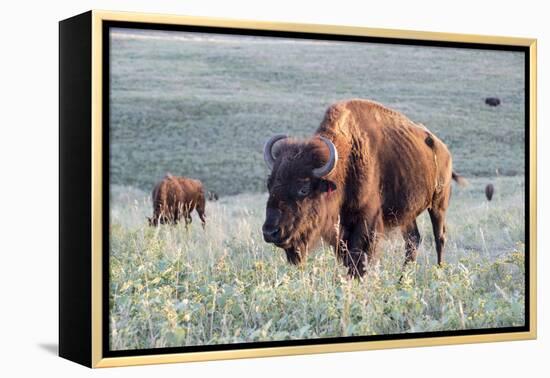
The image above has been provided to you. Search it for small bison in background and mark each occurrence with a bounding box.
[208,191,219,201]
[485,183,495,201]
[148,174,206,228]
[485,97,501,107]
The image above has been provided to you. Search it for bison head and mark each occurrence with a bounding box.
[262,134,338,265]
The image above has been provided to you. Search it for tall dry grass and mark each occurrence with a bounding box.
[109,177,525,350]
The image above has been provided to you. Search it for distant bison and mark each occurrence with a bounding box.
[208,191,219,201]
[485,97,501,107]
[485,183,494,201]
[148,174,206,228]
[262,99,465,278]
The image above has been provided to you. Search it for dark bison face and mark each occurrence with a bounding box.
[262,135,338,264]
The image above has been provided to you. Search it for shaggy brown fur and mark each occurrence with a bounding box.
[148,174,206,228]
[262,99,465,277]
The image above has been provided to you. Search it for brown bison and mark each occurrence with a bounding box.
[208,191,219,201]
[148,174,206,228]
[485,183,494,201]
[262,99,465,278]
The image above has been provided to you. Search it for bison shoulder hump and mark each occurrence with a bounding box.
[324,102,349,123]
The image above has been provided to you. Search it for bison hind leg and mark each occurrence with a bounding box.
[428,183,451,265]
[401,219,422,265]
[196,195,206,230]
[428,208,447,265]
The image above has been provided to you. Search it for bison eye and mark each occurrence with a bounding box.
[297,182,311,197]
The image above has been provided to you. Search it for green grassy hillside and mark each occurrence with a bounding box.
[110,30,525,196]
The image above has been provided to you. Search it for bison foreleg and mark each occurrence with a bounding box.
[170,206,180,225]
[344,212,384,278]
[184,214,192,230]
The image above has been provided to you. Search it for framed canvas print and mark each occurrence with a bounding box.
[59,10,537,368]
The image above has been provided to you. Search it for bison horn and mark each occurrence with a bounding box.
[312,136,338,178]
[263,134,288,170]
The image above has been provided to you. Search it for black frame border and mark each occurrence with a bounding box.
[101,20,531,359]
[59,11,93,367]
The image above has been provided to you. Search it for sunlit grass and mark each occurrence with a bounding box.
[109,177,525,350]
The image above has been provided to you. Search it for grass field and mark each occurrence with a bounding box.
[108,29,526,350]
[109,177,525,350]
[110,29,525,196]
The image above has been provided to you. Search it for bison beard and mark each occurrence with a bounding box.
[263,99,464,278]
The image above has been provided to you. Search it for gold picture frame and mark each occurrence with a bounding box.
[59,10,537,368]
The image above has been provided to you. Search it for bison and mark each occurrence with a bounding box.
[484,97,501,107]
[262,99,465,278]
[148,174,206,228]
[485,183,494,201]
[208,191,219,201]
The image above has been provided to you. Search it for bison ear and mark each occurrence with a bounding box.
[319,179,337,193]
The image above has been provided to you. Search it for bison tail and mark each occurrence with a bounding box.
[452,171,468,187]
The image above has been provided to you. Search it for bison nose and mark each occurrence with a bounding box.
[262,224,281,242]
